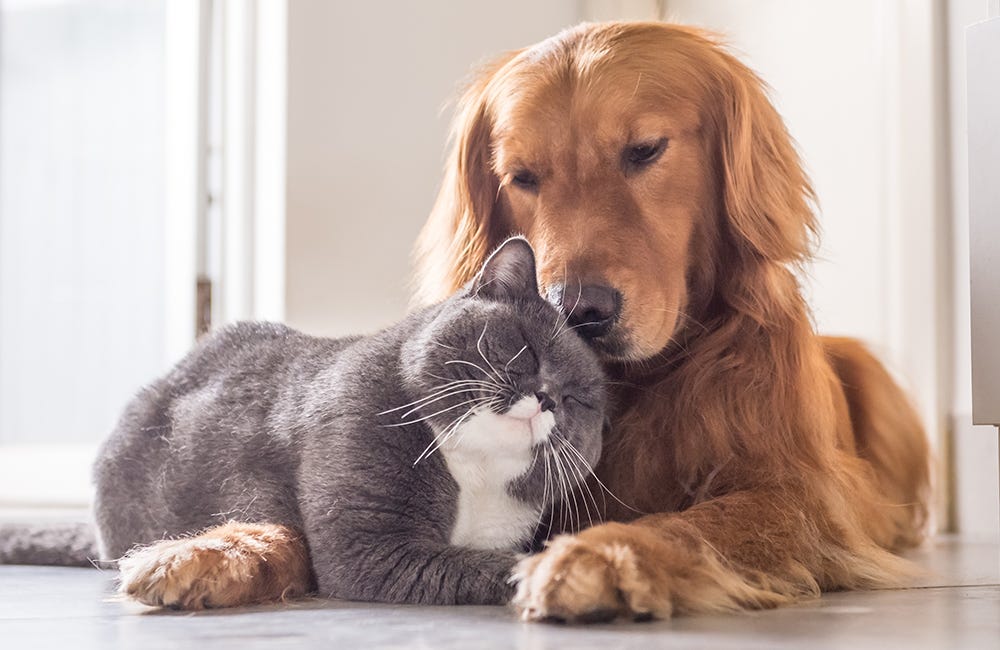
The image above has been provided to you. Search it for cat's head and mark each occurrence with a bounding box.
[397,237,607,505]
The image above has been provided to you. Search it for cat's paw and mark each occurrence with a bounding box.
[117,521,311,610]
[511,530,670,623]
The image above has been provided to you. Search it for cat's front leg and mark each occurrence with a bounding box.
[311,536,518,605]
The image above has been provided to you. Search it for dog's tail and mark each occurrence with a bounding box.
[823,336,931,550]
[0,521,100,567]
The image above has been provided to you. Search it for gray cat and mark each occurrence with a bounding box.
[81,236,605,606]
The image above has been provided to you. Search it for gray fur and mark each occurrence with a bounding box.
[84,237,606,605]
[0,522,97,567]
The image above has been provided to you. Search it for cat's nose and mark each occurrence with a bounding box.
[535,392,555,412]
[548,283,622,339]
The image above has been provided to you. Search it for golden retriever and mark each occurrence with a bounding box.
[107,21,930,621]
[415,21,930,621]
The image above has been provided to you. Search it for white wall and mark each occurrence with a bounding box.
[283,0,581,338]
[947,0,999,538]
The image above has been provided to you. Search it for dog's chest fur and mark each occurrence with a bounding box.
[439,402,554,550]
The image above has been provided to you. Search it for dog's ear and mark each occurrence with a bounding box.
[413,52,520,306]
[717,54,818,264]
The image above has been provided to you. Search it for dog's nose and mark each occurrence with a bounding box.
[552,284,622,339]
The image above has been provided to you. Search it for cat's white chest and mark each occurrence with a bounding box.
[438,399,554,550]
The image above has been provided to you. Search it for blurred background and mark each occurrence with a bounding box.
[0,0,995,539]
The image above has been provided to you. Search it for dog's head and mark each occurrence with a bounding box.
[417,22,816,362]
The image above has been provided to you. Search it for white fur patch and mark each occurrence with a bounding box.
[439,396,555,550]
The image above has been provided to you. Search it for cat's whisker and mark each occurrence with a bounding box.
[442,360,506,386]
[550,280,584,342]
[422,371,504,396]
[502,345,528,386]
[546,259,570,340]
[557,443,586,532]
[448,395,503,450]
[386,386,492,419]
[548,440,576,533]
[486,395,506,416]
[553,432,647,516]
[419,402,483,462]
[379,380,498,415]
[533,444,553,533]
[554,436,601,527]
[383,397,494,429]
[429,395,504,457]
[423,370,501,388]
[396,388,498,421]
[524,444,541,478]
[475,321,505,385]
[554,319,602,340]
[412,400,488,465]
[546,443,566,532]
[549,442,575,532]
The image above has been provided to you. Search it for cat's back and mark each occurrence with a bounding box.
[112,321,357,438]
[179,321,356,379]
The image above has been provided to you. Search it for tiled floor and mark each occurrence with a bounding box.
[0,537,997,649]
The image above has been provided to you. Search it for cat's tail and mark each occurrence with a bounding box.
[0,521,100,567]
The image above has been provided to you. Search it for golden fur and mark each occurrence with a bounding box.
[118,522,311,610]
[416,22,931,621]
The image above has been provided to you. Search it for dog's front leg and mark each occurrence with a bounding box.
[512,484,917,622]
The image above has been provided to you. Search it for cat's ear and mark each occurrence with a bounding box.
[472,236,539,301]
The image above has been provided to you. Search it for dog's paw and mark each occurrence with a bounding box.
[511,533,670,623]
[117,522,310,610]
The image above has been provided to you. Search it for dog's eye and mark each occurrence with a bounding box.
[510,170,539,191]
[624,138,667,169]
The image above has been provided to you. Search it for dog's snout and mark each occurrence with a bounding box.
[552,284,622,339]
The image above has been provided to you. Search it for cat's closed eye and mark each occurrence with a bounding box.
[563,394,595,410]
[502,343,539,377]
